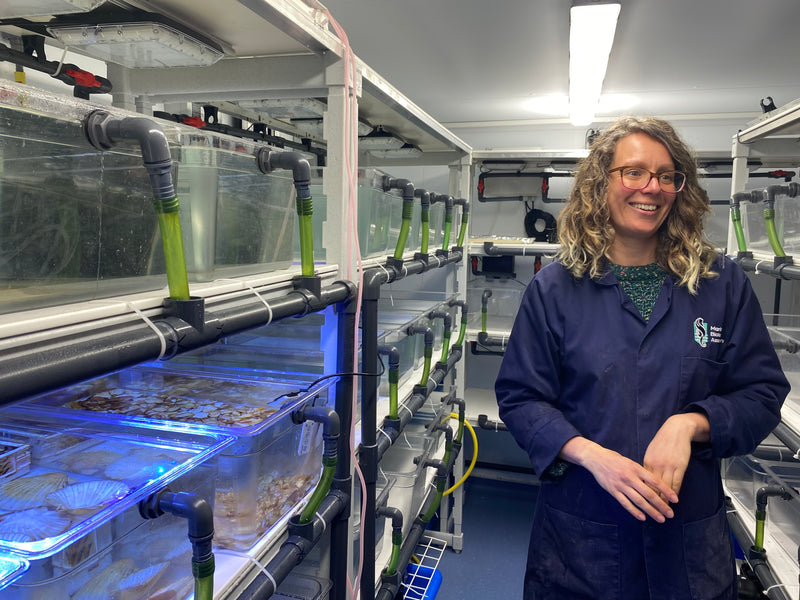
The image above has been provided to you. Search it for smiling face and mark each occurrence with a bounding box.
[607,132,677,265]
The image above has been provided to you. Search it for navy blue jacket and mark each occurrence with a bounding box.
[495,255,788,600]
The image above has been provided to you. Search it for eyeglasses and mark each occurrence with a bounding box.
[608,166,686,194]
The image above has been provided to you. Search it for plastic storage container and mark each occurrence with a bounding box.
[273,572,332,600]
[351,471,395,574]
[168,133,296,281]
[379,434,434,537]
[467,280,523,335]
[0,410,230,598]
[741,192,800,257]
[16,366,335,551]
[765,314,800,424]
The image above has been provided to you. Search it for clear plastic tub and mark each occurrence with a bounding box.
[16,367,335,551]
[0,409,229,598]
[467,280,524,335]
[379,434,433,537]
[273,572,332,600]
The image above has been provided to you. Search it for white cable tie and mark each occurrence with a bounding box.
[755,260,767,275]
[428,375,437,387]
[764,584,787,594]
[400,403,413,418]
[376,263,392,283]
[522,245,527,256]
[401,264,408,278]
[794,448,800,460]
[315,512,327,535]
[377,428,392,445]
[126,302,166,360]
[51,46,68,78]
[245,283,273,325]
[217,550,277,591]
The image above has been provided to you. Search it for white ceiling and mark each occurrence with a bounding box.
[318,0,800,127]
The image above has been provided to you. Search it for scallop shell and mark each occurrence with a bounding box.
[0,471,68,511]
[114,562,169,600]
[145,575,194,600]
[45,480,129,513]
[61,449,125,475]
[72,558,138,600]
[0,507,72,540]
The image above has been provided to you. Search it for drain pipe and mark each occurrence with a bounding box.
[139,489,215,600]
[239,490,348,600]
[414,189,431,260]
[730,191,759,256]
[448,299,469,347]
[453,198,470,248]
[294,405,340,525]
[726,497,792,600]
[382,177,415,268]
[84,110,190,301]
[753,485,795,553]
[433,194,454,254]
[773,422,800,459]
[478,414,509,431]
[378,345,401,421]
[763,183,800,259]
[0,280,355,406]
[428,310,453,363]
[481,289,492,334]
[256,149,317,285]
[330,296,357,600]
[408,325,434,386]
[377,506,404,578]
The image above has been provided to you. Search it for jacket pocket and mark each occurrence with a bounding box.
[683,506,735,599]
[679,356,727,407]
[531,503,620,600]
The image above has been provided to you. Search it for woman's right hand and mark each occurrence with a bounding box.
[559,436,678,522]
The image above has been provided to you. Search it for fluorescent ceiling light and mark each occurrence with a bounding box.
[0,0,104,19]
[569,1,621,126]
[368,143,423,159]
[358,126,405,150]
[47,22,224,68]
[524,93,636,118]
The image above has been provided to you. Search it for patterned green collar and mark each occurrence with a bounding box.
[608,261,667,321]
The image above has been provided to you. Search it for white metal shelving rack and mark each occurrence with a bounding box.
[0,0,473,597]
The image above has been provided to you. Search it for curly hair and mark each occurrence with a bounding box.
[556,116,718,294]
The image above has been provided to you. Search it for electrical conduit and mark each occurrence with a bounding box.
[84,111,190,300]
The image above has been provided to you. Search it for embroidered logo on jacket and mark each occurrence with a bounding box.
[693,317,724,347]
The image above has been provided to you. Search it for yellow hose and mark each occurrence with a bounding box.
[443,413,477,496]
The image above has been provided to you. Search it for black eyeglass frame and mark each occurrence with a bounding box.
[608,166,687,194]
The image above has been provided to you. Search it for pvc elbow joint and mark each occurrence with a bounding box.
[383,177,415,202]
[482,289,493,307]
[292,404,341,438]
[256,148,312,199]
[407,325,434,347]
[84,111,175,200]
[454,198,470,214]
[377,345,401,370]
[377,506,404,529]
[429,310,452,332]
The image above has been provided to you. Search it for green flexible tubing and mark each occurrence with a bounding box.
[764,207,787,257]
[456,213,469,247]
[421,478,446,523]
[441,214,453,251]
[455,313,468,346]
[299,456,336,524]
[154,197,190,301]
[388,367,400,421]
[297,196,315,277]
[754,509,766,552]
[440,332,451,363]
[420,208,430,254]
[383,531,402,577]
[419,348,432,387]
[193,556,215,600]
[481,307,488,333]
[393,200,414,260]
[730,207,748,253]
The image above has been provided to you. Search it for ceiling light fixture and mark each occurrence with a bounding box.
[368,143,423,159]
[46,8,224,69]
[569,0,621,126]
[0,0,104,19]
[358,126,406,150]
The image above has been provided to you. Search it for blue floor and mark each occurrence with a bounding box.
[434,477,539,599]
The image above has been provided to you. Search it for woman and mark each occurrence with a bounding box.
[495,117,789,600]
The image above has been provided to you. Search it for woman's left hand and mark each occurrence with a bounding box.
[643,412,710,496]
